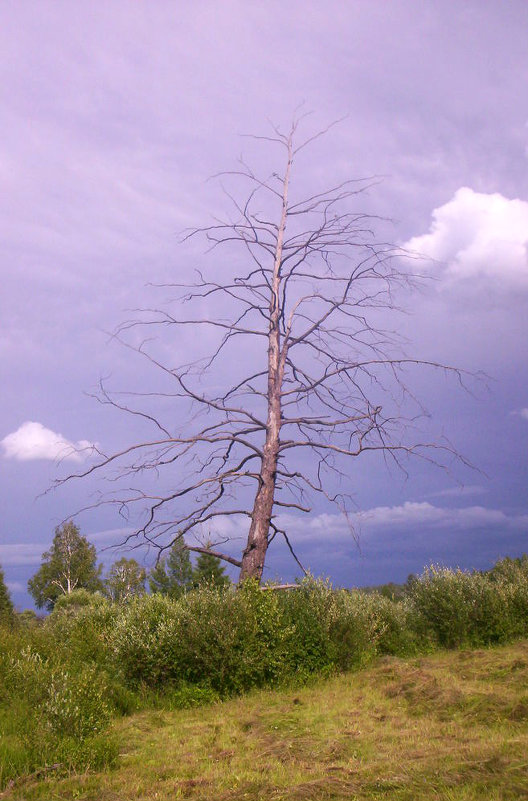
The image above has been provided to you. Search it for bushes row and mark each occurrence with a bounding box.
[408,557,528,648]
[2,556,528,788]
[109,580,413,692]
[107,556,528,692]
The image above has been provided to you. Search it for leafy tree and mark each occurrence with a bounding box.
[0,564,14,625]
[149,538,193,598]
[105,557,146,602]
[193,546,231,588]
[28,521,103,610]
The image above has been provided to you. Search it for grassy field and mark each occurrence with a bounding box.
[6,640,528,801]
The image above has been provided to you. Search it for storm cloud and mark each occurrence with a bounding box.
[1,1,527,609]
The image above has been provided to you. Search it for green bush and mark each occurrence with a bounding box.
[111,592,179,686]
[173,580,291,692]
[44,665,111,738]
[111,582,292,694]
[52,588,108,614]
[46,597,117,670]
[110,577,415,693]
[0,623,117,790]
[407,562,528,649]
[164,683,220,709]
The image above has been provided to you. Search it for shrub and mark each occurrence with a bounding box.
[0,621,117,790]
[52,588,107,614]
[164,683,220,709]
[407,562,528,649]
[278,579,413,676]
[44,665,111,738]
[46,597,117,671]
[4,553,528,791]
[111,592,179,686]
[111,582,292,694]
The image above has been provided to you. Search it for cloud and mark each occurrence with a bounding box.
[510,408,528,421]
[358,501,528,530]
[0,543,44,566]
[6,581,24,593]
[427,485,487,498]
[279,502,528,542]
[0,529,148,571]
[403,188,528,287]
[1,421,96,463]
[89,527,136,544]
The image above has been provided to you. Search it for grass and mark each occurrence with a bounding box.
[6,640,528,800]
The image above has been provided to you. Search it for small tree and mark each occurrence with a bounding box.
[193,546,231,588]
[28,521,103,610]
[105,557,146,602]
[149,537,194,598]
[0,564,14,625]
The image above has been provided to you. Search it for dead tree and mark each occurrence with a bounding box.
[59,119,466,583]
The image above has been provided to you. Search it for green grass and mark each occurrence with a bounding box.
[8,640,528,800]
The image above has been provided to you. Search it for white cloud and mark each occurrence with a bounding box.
[427,485,487,498]
[0,543,44,566]
[279,502,528,541]
[0,421,96,462]
[89,527,135,544]
[510,408,528,421]
[403,187,528,287]
[358,501,528,530]
[359,501,445,527]
[6,581,24,592]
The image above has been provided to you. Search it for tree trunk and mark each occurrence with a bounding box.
[239,136,292,583]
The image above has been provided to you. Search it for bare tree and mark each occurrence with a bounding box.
[59,118,467,584]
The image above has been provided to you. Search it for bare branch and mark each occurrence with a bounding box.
[56,117,473,585]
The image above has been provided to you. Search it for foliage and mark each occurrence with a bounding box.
[0,564,14,626]
[3,554,528,791]
[105,557,146,602]
[27,521,103,610]
[109,578,414,693]
[52,587,107,614]
[361,580,408,601]
[408,560,528,648]
[15,609,41,628]
[192,547,231,589]
[44,665,111,738]
[149,539,194,598]
[0,624,117,790]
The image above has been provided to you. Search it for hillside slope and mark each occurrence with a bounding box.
[11,641,528,800]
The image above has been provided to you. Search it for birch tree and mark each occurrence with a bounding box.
[28,521,103,609]
[60,119,466,584]
[105,557,146,602]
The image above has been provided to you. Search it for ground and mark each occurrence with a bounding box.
[9,641,528,800]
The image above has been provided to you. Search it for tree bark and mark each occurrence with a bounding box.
[239,136,292,582]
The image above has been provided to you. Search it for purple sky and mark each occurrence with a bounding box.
[1,1,527,608]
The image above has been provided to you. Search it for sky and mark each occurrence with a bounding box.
[1,0,527,609]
